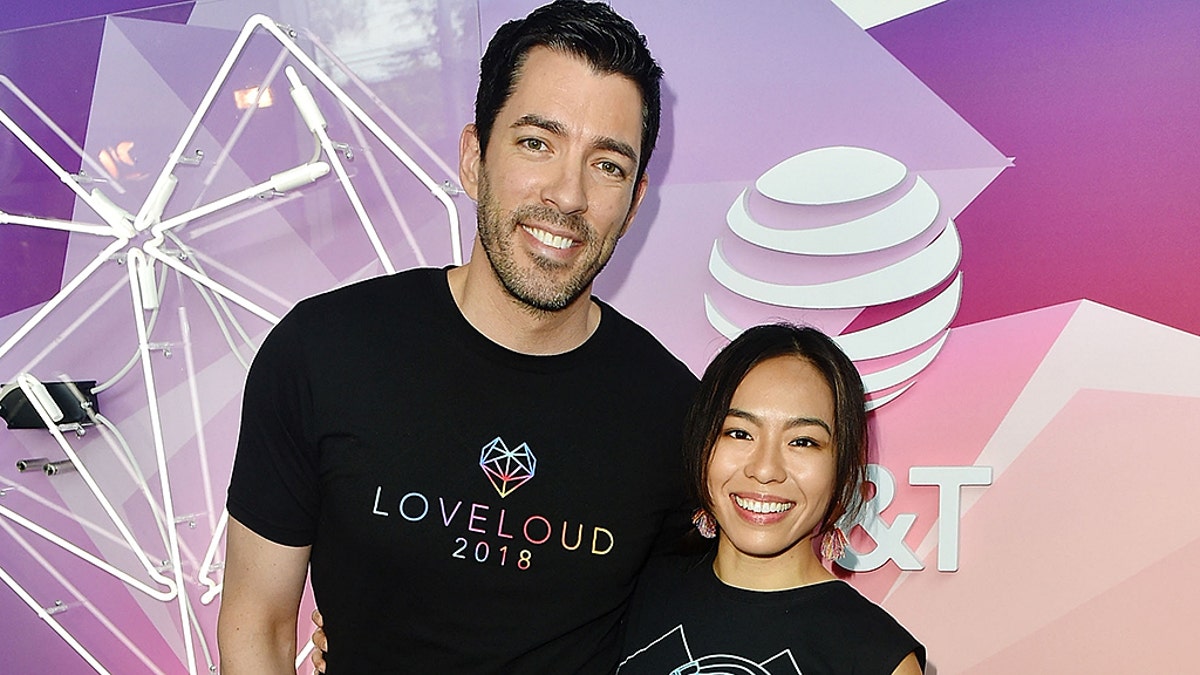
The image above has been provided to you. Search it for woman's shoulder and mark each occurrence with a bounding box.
[818,580,904,620]
[816,581,927,669]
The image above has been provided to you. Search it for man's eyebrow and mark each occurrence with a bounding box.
[512,113,566,137]
[594,136,639,165]
[511,114,639,165]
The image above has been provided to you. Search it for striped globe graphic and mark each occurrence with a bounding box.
[703,146,962,409]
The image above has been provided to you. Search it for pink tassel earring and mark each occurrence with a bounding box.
[820,528,848,561]
[692,508,717,539]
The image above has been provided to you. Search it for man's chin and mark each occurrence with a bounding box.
[502,273,590,313]
[505,286,577,313]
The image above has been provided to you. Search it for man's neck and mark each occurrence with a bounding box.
[446,261,601,356]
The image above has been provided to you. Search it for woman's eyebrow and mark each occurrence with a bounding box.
[726,408,832,435]
[790,416,832,435]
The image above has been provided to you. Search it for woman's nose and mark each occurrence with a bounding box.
[744,442,786,484]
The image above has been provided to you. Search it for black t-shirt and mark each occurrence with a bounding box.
[620,551,926,674]
[227,267,698,673]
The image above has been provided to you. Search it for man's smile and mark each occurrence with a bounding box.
[522,224,579,250]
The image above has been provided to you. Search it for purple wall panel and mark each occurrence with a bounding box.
[870,0,1200,335]
[0,21,102,318]
[0,0,190,32]
[0,2,194,319]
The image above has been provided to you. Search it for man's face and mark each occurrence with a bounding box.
[460,47,648,312]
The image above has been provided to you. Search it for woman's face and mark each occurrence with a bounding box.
[706,355,837,566]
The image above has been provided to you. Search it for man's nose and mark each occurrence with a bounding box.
[541,160,588,215]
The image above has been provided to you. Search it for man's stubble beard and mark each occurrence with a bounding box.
[475,168,625,314]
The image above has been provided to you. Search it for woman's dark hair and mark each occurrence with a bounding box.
[684,324,869,536]
[474,0,663,183]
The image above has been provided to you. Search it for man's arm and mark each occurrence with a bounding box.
[217,516,311,674]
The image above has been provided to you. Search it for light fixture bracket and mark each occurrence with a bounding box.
[0,380,99,429]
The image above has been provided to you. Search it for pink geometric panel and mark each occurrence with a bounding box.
[883,389,1200,672]
[969,536,1200,673]
[845,302,1076,602]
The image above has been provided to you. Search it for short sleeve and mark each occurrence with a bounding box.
[226,307,321,546]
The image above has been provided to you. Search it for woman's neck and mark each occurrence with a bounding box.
[711,538,836,591]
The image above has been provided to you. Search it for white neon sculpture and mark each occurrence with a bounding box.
[0,108,130,234]
[284,65,396,273]
[136,14,463,261]
[0,565,113,675]
[125,249,197,669]
[1,12,467,674]
[0,518,167,675]
[301,26,465,268]
[0,75,125,195]
[13,375,177,597]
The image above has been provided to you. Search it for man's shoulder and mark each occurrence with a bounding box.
[595,300,697,385]
[264,267,449,352]
[298,267,444,312]
[640,551,709,587]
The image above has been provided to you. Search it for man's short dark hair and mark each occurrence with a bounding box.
[474,0,663,182]
[683,324,870,537]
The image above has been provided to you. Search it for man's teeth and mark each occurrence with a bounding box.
[734,495,793,514]
[524,225,574,250]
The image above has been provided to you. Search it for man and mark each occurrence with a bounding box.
[216,1,697,672]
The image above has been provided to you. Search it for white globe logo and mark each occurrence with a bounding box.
[704,146,962,409]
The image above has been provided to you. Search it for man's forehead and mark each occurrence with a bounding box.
[512,47,640,95]
[500,47,643,144]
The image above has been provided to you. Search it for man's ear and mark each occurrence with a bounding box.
[618,172,650,239]
[459,124,482,200]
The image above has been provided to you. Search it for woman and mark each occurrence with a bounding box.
[617,323,925,674]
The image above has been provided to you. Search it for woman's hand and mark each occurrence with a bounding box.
[310,608,327,674]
